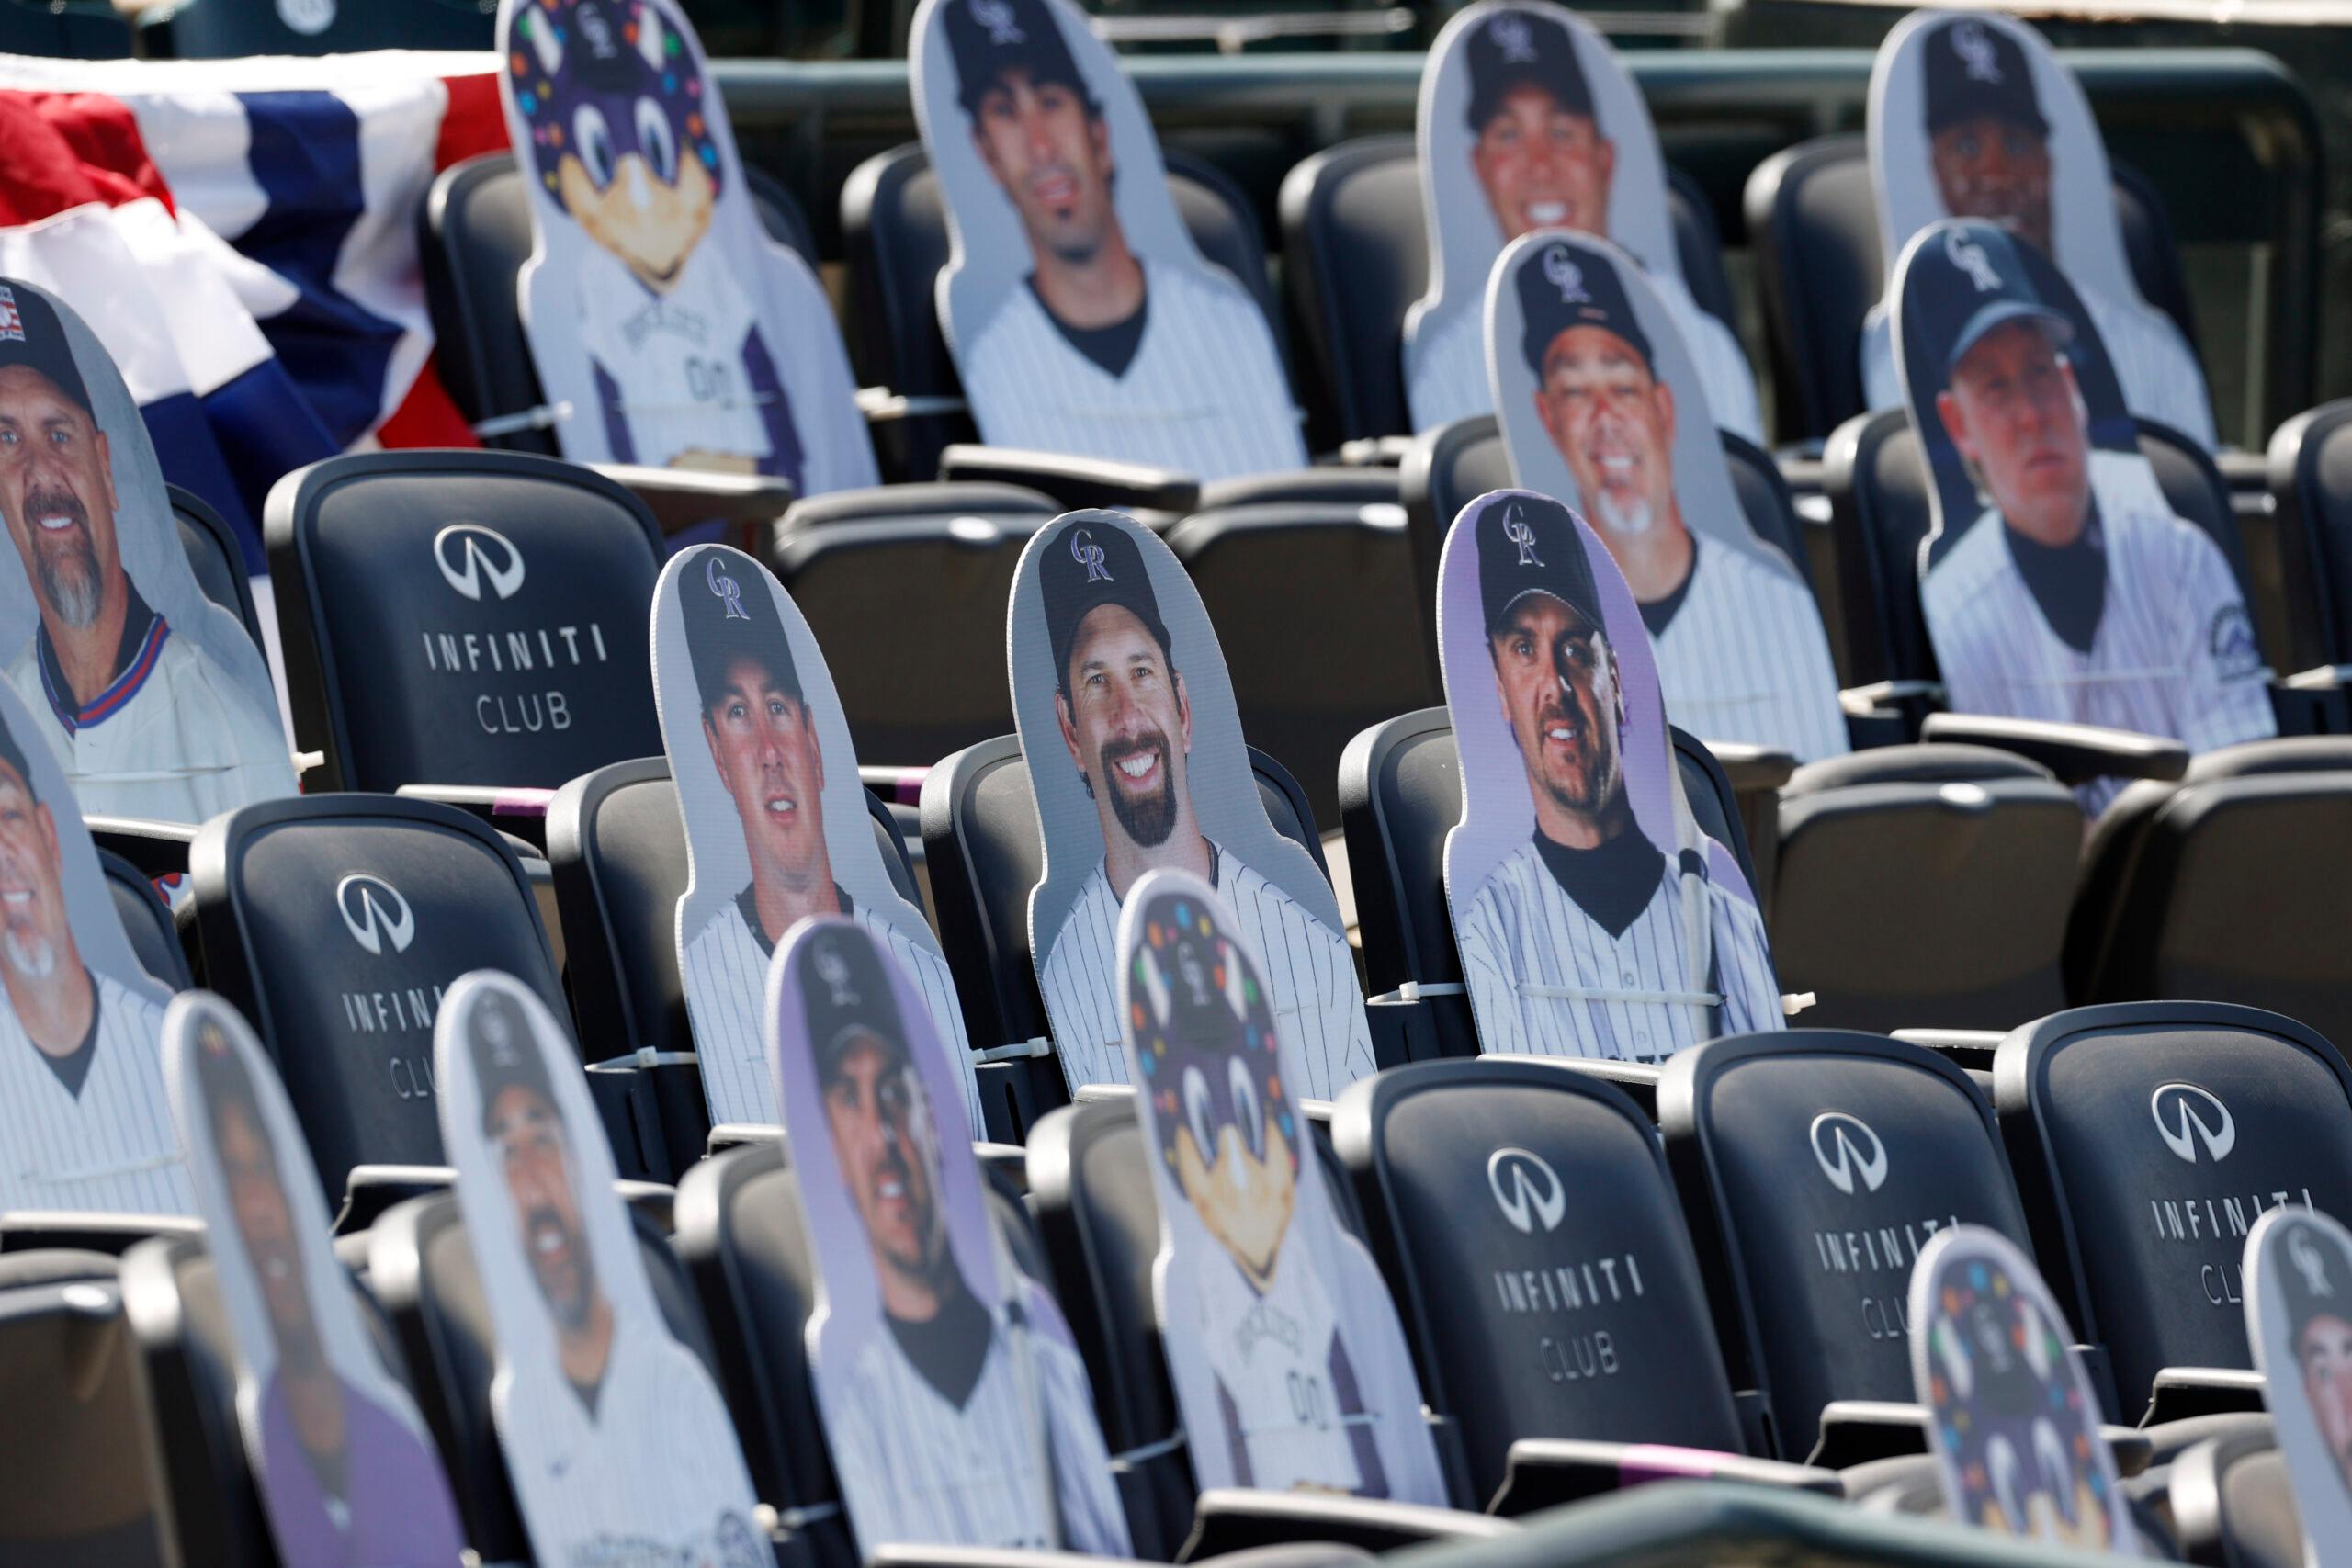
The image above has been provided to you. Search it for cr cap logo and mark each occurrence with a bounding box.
[2289,1225,2335,1300]
[334,874,415,957]
[1501,502,1545,568]
[971,0,1024,45]
[1950,18,2003,84]
[1809,1111,1889,1196]
[433,524,526,603]
[1944,228,2002,295]
[706,554,752,622]
[1487,13,1538,63]
[1070,527,1113,584]
[812,942,859,1007]
[1487,1146,1566,1235]
[2150,1082,2235,1165]
[1543,244,1588,305]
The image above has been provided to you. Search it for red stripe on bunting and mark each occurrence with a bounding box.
[0,91,168,226]
[377,68,509,452]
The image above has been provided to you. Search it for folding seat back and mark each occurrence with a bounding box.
[922,732,1327,1137]
[2263,397,2352,673]
[1281,132,1736,448]
[1659,1031,2038,1461]
[101,852,189,993]
[153,0,493,54]
[423,151,820,457]
[2166,1425,2301,1568]
[0,1254,169,1566]
[1333,1058,1747,1504]
[1993,1001,2352,1423]
[266,450,663,795]
[492,0,876,492]
[1864,12,2215,448]
[167,486,266,649]
[845,141,1282,479]
[1402,3,1760,444]
[191,795,569,1198]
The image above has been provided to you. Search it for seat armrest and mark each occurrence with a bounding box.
[1334,435,1415,468]
[1917,714,2188,786]
[334,1164,457,1235]
[85,815,196,880]
[1806,1401,1929,1468]
[1488,1438,1838,1515]
[2143,1365,2269,1426]
[871,1550,1167,1568]
[394,784,556,852]
[1181,1488,1512,1558]
[590,463,795,536]
[1889,1029,2006,1070]
[1698,741,1797,796]
[939,445,1201,515]
[0,1212,201,1255]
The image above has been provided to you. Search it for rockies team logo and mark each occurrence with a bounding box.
[1501,502,1544,568]
[1944,229,2002,295]
[433,524,526,604]
[812,943,859,1007]
[335,874,416,957]
[1071,528,1114,584]
[1951,19,2002,85]
[1543,245,1588,306]
[706,554,752,622]
[972,0,1024,45]
[2149,1082,2235,1165]
[1487,1146,1566,1235]
[2290,1224,2335,1299]
[1487,13,1537,64]
[1809,1111,1888,1196]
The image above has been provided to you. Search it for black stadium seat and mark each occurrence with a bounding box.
[167,485,266,646]
[149,0,492,55]
[2168,1424,2302,1567]
[1278,133,1743,449]
[98,851,189,994]
[264,450,666,802]
[2263,397,2352,674]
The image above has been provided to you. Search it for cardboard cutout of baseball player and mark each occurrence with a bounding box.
[1892,219,2273,815]
[770,917,1131,1556]
[1907,1225,2136,1552]
[1863,9,2213,448]
[1116,870,1445,1501]
[1440,489,1781,1060]
[2247,1205,2352,1562]
[1406,1,1760,443]
[1488,233,1849,762]
[911,0,1306,483]
[1009,511,1374,1098]
[499,0,877,493]
[653,543,983,1134]
[0,277,291,825]
[164,992,469,1568]
[436,969,767,1568]
[0,678,192,1213]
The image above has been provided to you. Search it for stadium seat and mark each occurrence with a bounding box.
[1991,999,2352,1430]
[168,486,266,649]
[186,794,633,1197]
[2068,739,2352,1042]
[2262,397,2352,675]
[147,0,493,55]
[263,450,665,821]
[1277,135,1742,450]
[0,0,129,57]
[1657,1030,2041,1464]
[98,852,188,994]
[366,1190,721,1562]
[2168,1425,2301,1567]
[1331,1058,1841,1511]
[0,1253,167,1567]
[921,737,1332,1140]
[1744,134,2201,445]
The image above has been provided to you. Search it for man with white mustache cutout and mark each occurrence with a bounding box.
[1514,241,1847,761]
[0,282,288,825]
[0,716,189,1213]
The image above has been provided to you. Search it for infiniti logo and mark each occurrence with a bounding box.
[433,524,526,603]
[335,874,416,957]
[1810,1112,1888,1196]
[2150,1082,2235,1165]
[1487,1146,1566,1235]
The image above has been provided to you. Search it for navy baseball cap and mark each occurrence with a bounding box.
[470,988,560,1139]
[1463,8,1593,135]
[684,549,803,715]
[1921,17,2048,139]
[1475,491,1603,637]
[0,281,92,419]
[1040,517,1172,696]
[1517,238,1651,377]
[1905,221,2074,384]
[943,0,1091,119]
[796,921,913,1089]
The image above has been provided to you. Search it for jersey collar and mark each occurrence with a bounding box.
[37,581,167,738]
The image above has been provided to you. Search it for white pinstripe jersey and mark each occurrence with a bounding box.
[956,260,1307,484]
[1036,844,1374,1099]
[1650,539,1850,762]
[682,891,984,1135]
[497,1319,767,1568]
[1410,269,1763,443]
[1922,491,2275,815]
[0,969,192,1215]
[1863,288,2216,449]
[1454,840,1779,1060]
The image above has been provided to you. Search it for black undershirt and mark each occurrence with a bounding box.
[36,971,100,1099]
[567,1370,605,1422]
[1034,276,1148,378]
[2005,502,2108,655]
[1532,829,1668,940]
[886,1271,993,1408]
[1638,537,1700,641]
[738,882,855,958]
